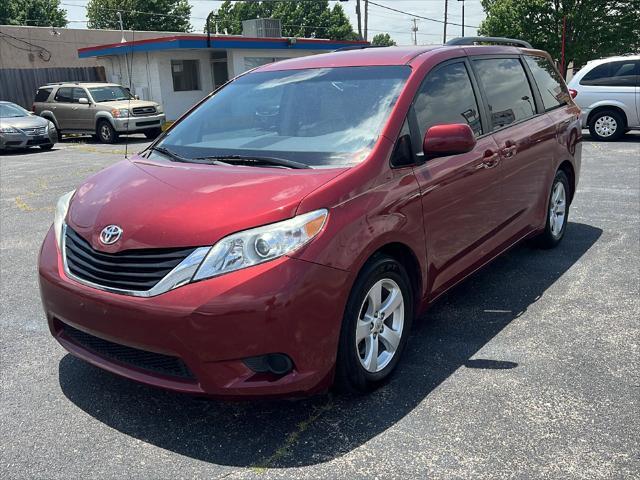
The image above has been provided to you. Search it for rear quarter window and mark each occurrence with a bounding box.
[524,55,570,111]
[34,88,53,102]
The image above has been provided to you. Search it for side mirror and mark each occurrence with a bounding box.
[134,95,140,100]
[78,97,89,104]
[423,124,476,159]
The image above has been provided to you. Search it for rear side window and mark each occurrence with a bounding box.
[414,62,483,138]
[54,87,74,103]
[34,88,52,102]
[580,60,639,87]
[524,55,570,111]
[473,58,537,130]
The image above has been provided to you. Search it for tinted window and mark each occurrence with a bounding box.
[72,88,88,102]
[34,88,52,102]
[54,87,74,103]
[157,66,410,167]
[414,62,483,138]
[171,60,200,91]
[525,55,570,110]
[473,58,537,130]
[580,60,639,87]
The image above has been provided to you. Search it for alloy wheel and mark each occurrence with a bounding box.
[549,181,567,237]
[356,278,405,373]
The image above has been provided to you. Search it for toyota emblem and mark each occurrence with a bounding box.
[99,225,123,245]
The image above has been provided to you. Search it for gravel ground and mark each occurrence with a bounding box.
[1,133,638,479]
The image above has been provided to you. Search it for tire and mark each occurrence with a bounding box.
[39,144,54,150]
[534,170,570,249]
[588,109,625,141]
[144,128,162,139]
[97,120,118,144]
[335,254,414,393]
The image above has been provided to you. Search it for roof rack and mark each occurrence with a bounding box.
[334,44,383,52]
[446,37,532,49]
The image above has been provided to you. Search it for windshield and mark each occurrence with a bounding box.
[156,66,410,167]
[0,103,29,118]
[88,86,134,102]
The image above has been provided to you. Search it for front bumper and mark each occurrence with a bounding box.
[0,128,57,149]
[38,227,351,398]
[112,114,165,133]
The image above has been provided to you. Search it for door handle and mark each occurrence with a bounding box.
[501,141,518,158]
[476,150,501,169]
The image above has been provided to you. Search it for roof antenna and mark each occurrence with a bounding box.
[124,28,135,159]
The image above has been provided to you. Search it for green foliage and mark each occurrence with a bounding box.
[478,0,640,75]
[0,0,68,27]
[211,1,358,40]
[86,0,192,32]
[371,33,396,47]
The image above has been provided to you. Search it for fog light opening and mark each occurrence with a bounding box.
[243,353,294,376]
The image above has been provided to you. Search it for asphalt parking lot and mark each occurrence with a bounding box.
[1,133,638,479]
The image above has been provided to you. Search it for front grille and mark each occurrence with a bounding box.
[64,227,196,292]
[61,322,195,380]
[132,106,156,116]
[136,120,160,127]
[23,126,46,136]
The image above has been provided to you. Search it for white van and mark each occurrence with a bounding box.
[568,55,639,140]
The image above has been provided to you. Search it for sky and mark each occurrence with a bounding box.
[60,1,487,46]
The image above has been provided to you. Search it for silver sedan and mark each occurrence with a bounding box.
[0,101,58,151]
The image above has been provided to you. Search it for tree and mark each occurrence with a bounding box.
[86,0,191,32]
[478,0,640,76]
[211,1,358,41]
[1,0,67,27]
[371,33,396,47]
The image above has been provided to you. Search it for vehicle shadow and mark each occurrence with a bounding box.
[59,222,602,468]
[60,134,151,145]
[582,131,640,142]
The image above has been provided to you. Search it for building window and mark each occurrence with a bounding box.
[171,60,200,91]
[244,57,287,70]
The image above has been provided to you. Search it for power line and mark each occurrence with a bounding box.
[367,0,479,29]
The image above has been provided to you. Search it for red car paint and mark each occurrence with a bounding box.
[38,45,582,398]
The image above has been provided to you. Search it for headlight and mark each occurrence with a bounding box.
[54,190,75,248]
[0,126,19,133]
[156,105,163,114]
[111,108,130,118]
[193,209,328,281]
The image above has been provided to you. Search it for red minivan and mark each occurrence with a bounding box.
[39,39,581,397]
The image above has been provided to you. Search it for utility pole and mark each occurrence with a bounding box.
[356,0,363,40]
[117,11,126,43]
[364,0,369,42]
[412,18,418,46]
[560,15,567,77]
[458,0,465,37]
[443,0,448,44]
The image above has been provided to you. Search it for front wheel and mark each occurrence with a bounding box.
[335,254,414,393]
[97,120,118,144]
[534,170,570,249]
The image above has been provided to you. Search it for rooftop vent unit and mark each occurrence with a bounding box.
[242,19,282,38]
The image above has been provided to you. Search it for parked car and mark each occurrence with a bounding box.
[0,101,57,151]
[567,55,640,141]
[32,82,165,144]
[39,40,582,398]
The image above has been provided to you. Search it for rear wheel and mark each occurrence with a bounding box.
[335,254,414,393]
[144,128,162,139]
[534,170,570,249]
[589,110,624,141]
[97,120,118,144]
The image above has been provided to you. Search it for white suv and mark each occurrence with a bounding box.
[568,55,639,141]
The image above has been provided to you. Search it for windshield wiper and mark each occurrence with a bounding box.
[192,155,311,169]
[151,146,229,166]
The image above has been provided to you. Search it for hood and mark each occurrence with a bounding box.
[100,100,158,109]
[67,156,346,252]
[3,115,50,129]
